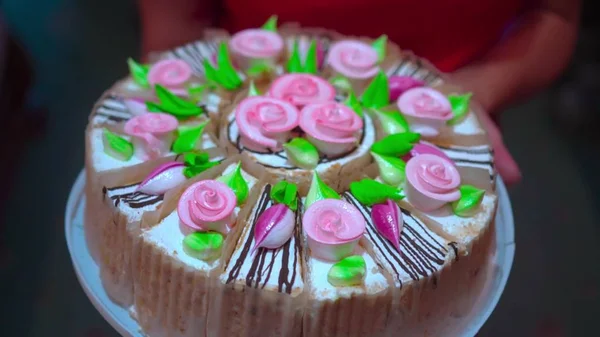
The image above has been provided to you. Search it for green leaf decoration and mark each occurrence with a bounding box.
[303,40,318,74]
[248,81,260,97]
[202,42,242,90]
[147,84,203,118]
[372,153,406,186]
[349,179,403,206]
[329,75,352,91]
[344,91,363,118]
[262,15,278,32]
[183,232,224,261]
[373,109,410,136]
[217,162,249,205]
[327,255,366,287]
[361,71,389,109]
[371,35,387,63]
[270,181,298,211]
[172,120,209,154]
[306,172,340,209]
[127,58,150,88]
[286,41,304,74]
[370,132,420,156]
[283,138,319,169]
[447,93,473,125]
[102,128,134,161]
[183,152,221,178]
[246,60,273,77]
[451,185,485,217]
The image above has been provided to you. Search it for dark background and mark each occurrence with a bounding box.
[1,0,599,336]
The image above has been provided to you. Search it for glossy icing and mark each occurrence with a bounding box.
[327,40,379,79]
[405,154,461,212]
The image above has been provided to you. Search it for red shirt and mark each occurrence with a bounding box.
[220,0,525,72]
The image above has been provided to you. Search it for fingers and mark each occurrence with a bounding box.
[477,110,522,186]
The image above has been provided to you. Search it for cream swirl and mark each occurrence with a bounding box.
[397,87,452,137]
[303,199,366,261]
[177,180,237,234]
[123,113,178,160]
[230,29,284,69]
[326,40,380,79]
[299,102,363,156]
[148,59,193,89]
[405,154,461,212]
[235,96,300,151]
[268,74,336,107]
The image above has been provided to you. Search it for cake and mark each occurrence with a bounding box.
[83,16,498,337]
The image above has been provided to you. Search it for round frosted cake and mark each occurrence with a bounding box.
[84,16,498,337]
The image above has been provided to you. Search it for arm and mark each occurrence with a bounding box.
[138,0,219,57]
[450,0,580,185]
[452,0,580,114]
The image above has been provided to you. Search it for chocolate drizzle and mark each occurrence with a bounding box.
[104,182,164,209]
[93,95,132,125]
[343,192,448,287]
[226,185,303,294]
[387,54,441,85]
[435,144,496,182]
[227,113,368,170]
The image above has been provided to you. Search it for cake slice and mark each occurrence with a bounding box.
[131,160,262,337]
[209,183,305,337]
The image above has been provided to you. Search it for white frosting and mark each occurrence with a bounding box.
[226,112,376,173]
[386,59,443,86]
[343,193,450,287]
[205,93,222,114]
[92,96,133,125]
[90,128,217,173]
[402,193,497,245]
[220,185,304,294]
[450,113,485,136]
[164,40,220,76]
[142,165,258,270]
[105,183,162,222]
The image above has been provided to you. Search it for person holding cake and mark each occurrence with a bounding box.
[136,0,581,186]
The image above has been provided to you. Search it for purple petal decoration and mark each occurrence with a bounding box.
[137,161,186,195]
[316,41,326,69]
[252,203,295,254]
[402,141,454,165]
[371,199,403,252]
[389,76,426,102]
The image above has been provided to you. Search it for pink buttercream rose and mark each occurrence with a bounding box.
[326,40,380,79]
[148,59,193,93]
[268,74,336,107]
[229,29,284,70]
[299,102,363,157]
[303,199,366,261]
[397,87,452,138]
[402,141,454,164]
[123,113,178,160]
[405,154,461,212]
[177,180,237,234]
[235,96,300,151]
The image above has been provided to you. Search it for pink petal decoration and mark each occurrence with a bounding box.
[402,141,453,164]
[252,203,295,254]
[137,161,186,195]
[371,199,403,252]
[389,76,426,102]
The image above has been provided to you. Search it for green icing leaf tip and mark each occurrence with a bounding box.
[172,120,209,154]
[102,128,134,161]
[217,162,249,205]
[286,39,317,74]
[345,91,363,118]
[349,179,403,206]
[262,15,278,31]
[149,84,203,118]
[371,132,420,157]
[203,42,242,90]
[327,255,366,287]
[306,172,340,209]
[127,57,150,88]
[451,184,485,217]
[248,81,260,97]
[329,75,352,91]
[183,231,224,261]
[182,151,221,178]
[447,92,473,125]
[283,138,319,169]
[270,181,299,211]
[361,71,389,109]
[371,35,387,63]
[372,152,406,187]
[373,109,410,135]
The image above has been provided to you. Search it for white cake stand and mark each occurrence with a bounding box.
[65,169,515,337]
